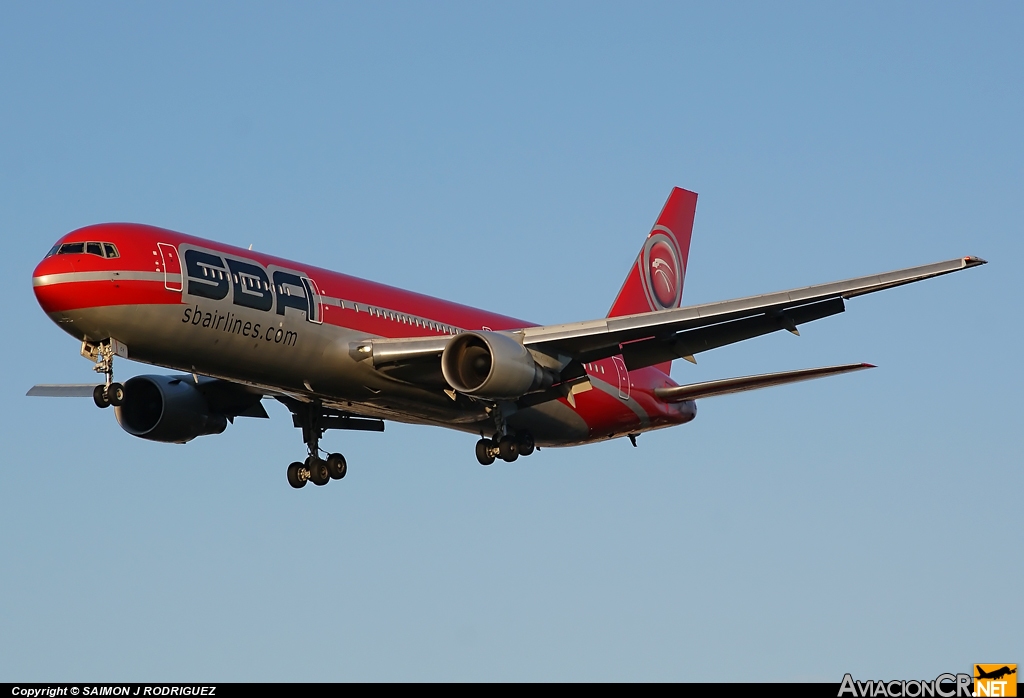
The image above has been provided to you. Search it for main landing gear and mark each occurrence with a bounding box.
[287,452,347,489]
[475,432,535,466]
[286,400,349,489]
[281,398,384,489]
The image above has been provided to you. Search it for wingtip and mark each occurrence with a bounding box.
[860,363,877,369]
[964,256,988,266]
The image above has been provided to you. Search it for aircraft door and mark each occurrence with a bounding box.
[612,355,630,400]
[157,243,183,292]
[300,276,323,324]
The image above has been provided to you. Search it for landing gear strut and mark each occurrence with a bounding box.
[280,398,382,489]
[288,400,334,489]
[475,403,536,465]
[85,340,125,409]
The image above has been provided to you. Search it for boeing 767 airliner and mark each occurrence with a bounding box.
[29,188,986,488]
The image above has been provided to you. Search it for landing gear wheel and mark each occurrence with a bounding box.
[93,384,110,409]
[107,382,125,407]
[287,462,307,489]
[326,453,347,480]
[475,439,496,466]
[306,456,330,486]
[498,436,519,463]
[517,432,535,457]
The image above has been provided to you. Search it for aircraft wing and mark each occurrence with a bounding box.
[357,256,984,382]
[521,256,986,370]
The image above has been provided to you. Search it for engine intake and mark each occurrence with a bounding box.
[441,331,554,399]
[114,375,227,443]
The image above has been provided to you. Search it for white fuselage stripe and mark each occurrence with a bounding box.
[33,271,173,286]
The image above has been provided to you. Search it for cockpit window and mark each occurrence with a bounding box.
[53,241,120,258]
[46,244,60,258]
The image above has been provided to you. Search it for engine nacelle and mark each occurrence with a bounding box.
[441,331,554,399]
[114,375,228,443]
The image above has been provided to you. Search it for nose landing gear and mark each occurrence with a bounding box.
[92,382,125,408]
[84,340,125,409]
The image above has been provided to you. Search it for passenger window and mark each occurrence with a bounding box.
[59,243,85,254]
[103,244,119,258]
[87,242,103,256]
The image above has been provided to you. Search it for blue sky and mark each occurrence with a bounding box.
[1,2,1020,681]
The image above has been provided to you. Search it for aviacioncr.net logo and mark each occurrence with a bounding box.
[839,673,974,698]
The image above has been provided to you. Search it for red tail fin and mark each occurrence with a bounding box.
[607,187,698,373]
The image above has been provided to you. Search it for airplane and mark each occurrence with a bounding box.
[28,187,986,488]
[976,666,1016,681]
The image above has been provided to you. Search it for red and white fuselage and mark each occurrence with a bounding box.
[32,220,695,447]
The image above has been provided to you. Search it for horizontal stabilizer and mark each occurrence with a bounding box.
[27,384,100,397]
[653,363,874,403]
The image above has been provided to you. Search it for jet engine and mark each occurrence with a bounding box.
[441,331,555,399]
[114,375,228,443]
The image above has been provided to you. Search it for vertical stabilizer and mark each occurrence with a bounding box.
[607,187,697,373]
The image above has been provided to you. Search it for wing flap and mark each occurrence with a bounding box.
[654,363,874,403]
[618,297,846,371]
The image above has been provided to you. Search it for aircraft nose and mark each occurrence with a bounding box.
[32,251,77,314]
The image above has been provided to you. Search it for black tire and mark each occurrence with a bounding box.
[287,462,307,489]
[306,456,330,486]
[326,453,347,480]
[475,439,495,466]
[498,436,519,463]
[107,382,125,407]
[93,384,110,409]
[517,432,535,457]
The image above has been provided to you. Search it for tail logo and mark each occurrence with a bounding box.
[642,227,684,310]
